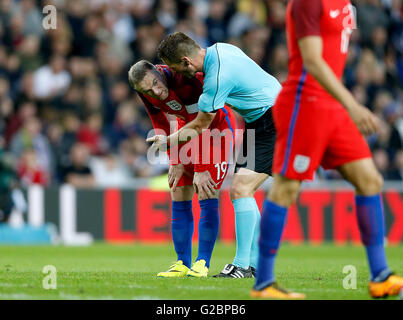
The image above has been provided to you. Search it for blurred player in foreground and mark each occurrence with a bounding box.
[149,32,282,278]
[128,60,235,277]
[251,0,403,299]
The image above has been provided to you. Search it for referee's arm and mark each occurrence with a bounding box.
[168,110,217,147]
[145,110,217,150]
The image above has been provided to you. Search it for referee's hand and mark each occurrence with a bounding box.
[146,134,168,152]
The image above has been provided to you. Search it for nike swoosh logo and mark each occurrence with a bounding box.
[330,9,340,18]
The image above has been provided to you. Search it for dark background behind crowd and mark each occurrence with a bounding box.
[0,0,402,190]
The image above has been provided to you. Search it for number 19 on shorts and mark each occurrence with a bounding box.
[215,162,228,181]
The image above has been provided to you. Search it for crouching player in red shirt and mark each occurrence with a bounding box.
[128,60,235,277]
[252,0,403,299]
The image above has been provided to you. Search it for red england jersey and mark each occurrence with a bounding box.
[137,65,231,135]
[283,0,356,98]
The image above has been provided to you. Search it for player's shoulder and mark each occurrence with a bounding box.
[155,64,174,80]
[291,0,323,7]
[290,0,323,14]
[155,64,184,89]
[205,43,241,73]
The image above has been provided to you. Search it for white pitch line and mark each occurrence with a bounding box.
[132,296,163,300]
[58,292,115,300]
[0,293,36,299]
[0,283,30,288]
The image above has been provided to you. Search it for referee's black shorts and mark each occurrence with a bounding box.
[235,107,276,175]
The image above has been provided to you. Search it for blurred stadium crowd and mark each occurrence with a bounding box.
[0,0,402,190]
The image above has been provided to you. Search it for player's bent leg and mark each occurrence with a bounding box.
[214,169,267,278]
[188,191,219,278]
[267,174,301,207]
[171,185,194,202]
[196,188,219,201]
[158,186,194,278]
[191,131,233,277]
[337,158,383,196]
[337,158,403,298]
[229,168,268,200]
[252,174,305,299]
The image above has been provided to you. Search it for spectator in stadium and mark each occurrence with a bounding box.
[0,74,11,101]
[155,0,178,32]
[18,0,44,38]
[118,138,154,178]
[357,0,390,45]
[3,100,37,147]
[391,149,403,179]
[17,35,43,72]
[205,0,229,45]
[268,43,288,83]
[59,112,81,169]
[55,82,82,114]
[32,54,71,100]
[9,116,52,178]
[383,102,403,155]
[104,81,131,127]
[17,148,48,187]
[107,101,141,150]
[46,121,65,183]
[80,81,104,119]
[90,152,133,187]
[0,81,13,145]
[372,148,392,179]
[61,142,95,188]
[76,112,106,155]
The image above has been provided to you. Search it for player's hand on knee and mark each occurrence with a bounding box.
[168,164,185,192]
[193,171,217,199]
[348,104,379,136]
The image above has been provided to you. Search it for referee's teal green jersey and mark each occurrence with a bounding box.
[198,43,282,123]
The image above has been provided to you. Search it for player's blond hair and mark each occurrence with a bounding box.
[157,32,201,64]
[128,60,157,90]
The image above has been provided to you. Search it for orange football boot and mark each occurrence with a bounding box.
[369,273,403,298]
[251,282,306,300]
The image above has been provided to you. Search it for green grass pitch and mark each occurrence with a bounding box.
[0,243,402,300]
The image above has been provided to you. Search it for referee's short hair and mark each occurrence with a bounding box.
[157,32,201,64]
[128,60,156,90]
